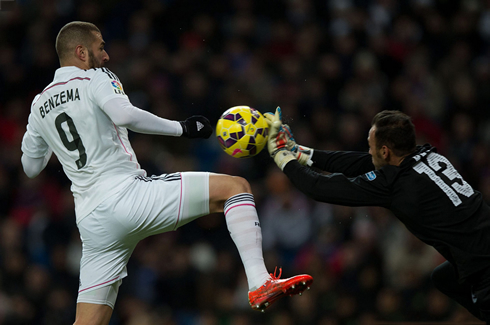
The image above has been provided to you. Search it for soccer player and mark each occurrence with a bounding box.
[267,108,490,322]
[20,22,313,325]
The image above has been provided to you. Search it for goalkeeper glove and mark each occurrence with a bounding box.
[295,145,314,166]
[265,107,297,170]
[264,114,314,167]
[180,115,213,139]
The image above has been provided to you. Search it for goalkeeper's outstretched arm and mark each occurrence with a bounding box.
[309,150,375,177]
[265,107,375,176]
[281,158,391,207]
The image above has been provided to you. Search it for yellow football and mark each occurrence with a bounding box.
[216,106,269,158]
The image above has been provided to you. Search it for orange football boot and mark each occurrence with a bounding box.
[248,267,313,312]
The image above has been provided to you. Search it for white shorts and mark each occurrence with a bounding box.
[77,279,121,309]
[76,171,210,300]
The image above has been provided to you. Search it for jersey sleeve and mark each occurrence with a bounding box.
[283,160,392,207]
[102,97,183,136]
[21,115,49,158]
[90,68,129,108]
[312,150,375,177]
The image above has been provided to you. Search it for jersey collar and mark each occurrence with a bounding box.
[404,144,436,166]
[53,66,85,81]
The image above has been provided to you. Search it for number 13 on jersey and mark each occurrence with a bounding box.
[413,152,474,207]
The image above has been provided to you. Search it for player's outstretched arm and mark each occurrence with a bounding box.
[102,97,212,138]
[21,148,53,178]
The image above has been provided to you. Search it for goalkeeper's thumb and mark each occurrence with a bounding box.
[274,150,296,171]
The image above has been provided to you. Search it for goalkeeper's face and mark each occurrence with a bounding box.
[368,127,388,170]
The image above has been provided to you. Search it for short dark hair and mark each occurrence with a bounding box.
[372,110,416,157]
[56,21,100,62]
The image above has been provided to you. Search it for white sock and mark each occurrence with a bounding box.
[224,193,271,291]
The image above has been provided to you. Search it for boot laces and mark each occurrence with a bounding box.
[270,266,282,280]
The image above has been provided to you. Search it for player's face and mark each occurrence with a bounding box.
[88,32,109,68]
[368,126,387,170]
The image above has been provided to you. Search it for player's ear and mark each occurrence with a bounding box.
[75,45,87,61]
[381,145,390,160]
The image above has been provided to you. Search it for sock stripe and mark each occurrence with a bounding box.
[224,193,254,211]
[224,193,254,206]
[225,203,255,215]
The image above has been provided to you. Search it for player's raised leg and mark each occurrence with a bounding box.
[209,174,313,311]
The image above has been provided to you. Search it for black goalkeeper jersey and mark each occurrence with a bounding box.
[283,144,490,282]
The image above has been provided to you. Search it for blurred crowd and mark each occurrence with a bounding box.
[1,0,490,324]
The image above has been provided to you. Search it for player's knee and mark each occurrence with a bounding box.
[228,176,252,196]
[209,175,253,213]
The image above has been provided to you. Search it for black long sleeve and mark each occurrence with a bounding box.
[283,160,392,207]
[312,150,375,176]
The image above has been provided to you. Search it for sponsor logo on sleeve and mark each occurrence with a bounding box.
[111,80,125,95]
[365,171,377,181]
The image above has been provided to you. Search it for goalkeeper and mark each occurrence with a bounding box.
[266,107,490,322]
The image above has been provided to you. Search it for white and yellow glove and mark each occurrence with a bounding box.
[264,107,296,170]
[296,145,314,166]
[264,110,314,167]
[281,124,314,166]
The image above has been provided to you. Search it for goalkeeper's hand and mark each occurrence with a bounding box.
[265,107,296,170]
[295,145,314,166]
[180,115,213,139]
[264,112,314,167]
[280,124,314,166]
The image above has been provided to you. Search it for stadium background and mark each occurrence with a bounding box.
[1,0,489,323]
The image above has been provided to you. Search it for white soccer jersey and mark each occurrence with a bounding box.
[22,66,146,222]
